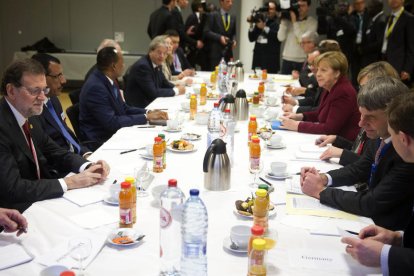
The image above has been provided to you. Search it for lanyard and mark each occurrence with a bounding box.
[369,140,392,186]
[222,14,230,32]
[386,8,403,38]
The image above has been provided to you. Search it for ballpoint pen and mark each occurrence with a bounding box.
[120,149,138,154]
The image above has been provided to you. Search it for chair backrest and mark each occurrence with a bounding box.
[69,89,81,105]
[66,103,82,139]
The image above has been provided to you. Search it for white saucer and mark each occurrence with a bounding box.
[103,196,119,205]
[181,133,202,141]
[222,236,248,254]
[138,150,153,160]
[107,228,144,247]
[163,127,182,133]
[233,208,277,219]
[266,142,286,149]
[266,171,291,180]
[167,145,197,153]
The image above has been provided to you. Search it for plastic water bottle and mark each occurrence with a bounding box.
[218,71,228,96]
[160,179,185,276]
[181,189,208,276]
[207,102,222,147]
[220,109,236,166]
[217,58,227,94]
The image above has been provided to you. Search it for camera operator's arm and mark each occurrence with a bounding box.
[248,19,265,42]
[277,19,289,42]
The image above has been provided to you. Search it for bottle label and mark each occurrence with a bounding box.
[160,207,172,229]
[154,156,163,169]
[183,242,206,258]
[120,208,132,225]
[250,157,260,171]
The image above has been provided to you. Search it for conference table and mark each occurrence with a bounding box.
[1,73,381,276]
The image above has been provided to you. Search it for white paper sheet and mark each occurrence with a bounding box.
[0,243,33,270]
[299,144,329,153]
[63,185,107,207]
[285,175,304,195]
[288,249,349,271]
[292,197,338,211]
[36,232,106,268]
[295,150,321,160]
[68,209,118,229]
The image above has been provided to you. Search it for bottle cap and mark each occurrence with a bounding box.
[121,181,131,189]
[252,238,266,250]
[191,95,196,99]
[124,176,135,184]
[158,133,165,139]
[155,136,162,142]
[256,189,267,197]
[258,184,269,191]
[251,225,265,236]
[252,138,260,144]
[189,189,199,196]
[168,179,177,187]
[254,92,259,95]
[214,102,219,107]
[225,109,230,113]
[201,83,206,86]
[60,271,76,276]
[223,71,227,75]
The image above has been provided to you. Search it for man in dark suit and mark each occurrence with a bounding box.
[165,29,195,77]
[300,77,414,231]
[147,0,176,39]
[204,0,237,70]
[31,54,91,163]
[247,1,281,74]
[80,47,168,149]
[342,92,414,275]
[0,59,110,213]
[381,0,414,84]
[125,36,185,108]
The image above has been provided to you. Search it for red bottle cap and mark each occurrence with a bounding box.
[251,225,264,235]
[214,102,219,107]
[155,136,162,142]
[60,271,76,276]
[225,109,230,113]
[168,179,177,187]
[121,181,131,189]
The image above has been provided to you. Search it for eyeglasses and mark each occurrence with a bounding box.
[19,85,50,96]
[47,72,64,80]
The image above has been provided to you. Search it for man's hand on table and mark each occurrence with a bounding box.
[147,110,168,120]
[64,161,109,190]
[315,135,337,147]
[176,84,186,95]
[0,208,28,236]
[300,167,327,199]
[319,146,343,160]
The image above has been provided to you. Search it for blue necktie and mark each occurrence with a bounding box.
[46,100,81,153]
[113,84,119,99]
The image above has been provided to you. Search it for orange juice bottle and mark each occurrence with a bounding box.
[248,239,267,276]
[248,116,258,144]
[258,82,265,101]
[252,92,260,105]
[262,69,267,80]
[248,225,264,255]
[153,137,164,173]
[200,83,207,105]
[190,95,197,120]
[158,134,167,169]
[249,136,261,169]
[253,189,269,232]
[124,176,136,224]
[119,181,133,228]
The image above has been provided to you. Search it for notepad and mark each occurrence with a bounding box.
[285,175,304,195]
[0,243,33,270]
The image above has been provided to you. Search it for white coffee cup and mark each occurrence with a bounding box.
[269,134,282,146]
[265,96,277,106]
[109,182,121,202]
[270,161,287,176]
[181,101,190,111]
[167,119,179,130]
[230,225,250,249]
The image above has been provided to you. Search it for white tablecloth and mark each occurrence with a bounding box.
[0,73,380,276]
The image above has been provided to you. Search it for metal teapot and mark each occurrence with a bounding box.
[203,139,231,191]
[235,61,244,83]
[235,89,249,121]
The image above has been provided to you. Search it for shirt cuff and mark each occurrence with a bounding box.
[326,173,333,186]
[59,178,68,192]
[293,105,300,113]
[380,244,391,276]
[264,26,270,33]
[80,162,92,172]
[173,87,179,96]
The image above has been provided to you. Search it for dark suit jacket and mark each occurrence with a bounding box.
[333,130,370,166]
[37,96,88,155]
[360,11,387,67]
[170,47,193,75]
[0,98,87,212]
[299,76,360,141]
[248,17,280,74]
[171,7,197,49]
[385,10,414,76]
[147,6,175,39]
[204,10,237,69]
[79,69,147,149]
[321,139,414,230]
[389,215,414,275]
[125,55,175,108]
[185,12,209,70]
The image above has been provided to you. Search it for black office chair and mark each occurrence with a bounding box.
[69,88,81,105]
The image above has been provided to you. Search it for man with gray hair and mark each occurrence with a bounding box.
[300,76,414,231]
[125,36,185,108]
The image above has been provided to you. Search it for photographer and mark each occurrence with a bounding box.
[277,0,317,75]
[247,1,281,74]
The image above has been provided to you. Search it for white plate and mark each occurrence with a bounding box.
[266,142,286,149]
[103,196,119,206]
[107,228,144,247]
[181,133,202,141]
[138,151,153,160]
[163,127,182,133]
[223,236,248,254]
[265,171,291,180]
[167,145,197,153]
[233,207,277,219]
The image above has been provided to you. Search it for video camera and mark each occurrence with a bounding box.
[247,6,269,23]
[277,0,300,20]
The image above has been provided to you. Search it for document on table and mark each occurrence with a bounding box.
[63,177,114,207]
[299,144,328,153]
[288,249,349,271]
[286,194,358,220]
[0,243,34,270]
[68,209,118,229]
[285,175,304,195]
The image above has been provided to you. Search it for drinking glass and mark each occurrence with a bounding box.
[68,237,92,276]
[249,160,264,189]
[259,125,273,154]
[134,162,151,197]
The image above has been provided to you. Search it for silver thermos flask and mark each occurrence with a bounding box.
[235,89,249,121]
